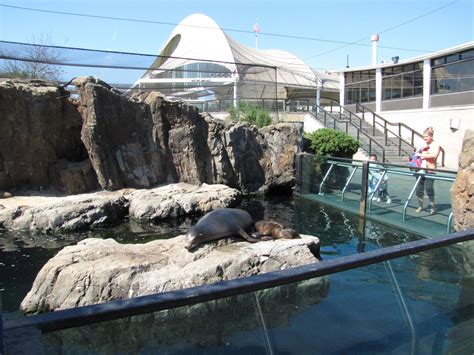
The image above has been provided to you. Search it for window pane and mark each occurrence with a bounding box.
[461,49,474,60]
[432,57,444,66]
[369,88,376,101]
[446,53,460,63]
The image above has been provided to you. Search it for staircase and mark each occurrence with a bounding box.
[311,103,427,165]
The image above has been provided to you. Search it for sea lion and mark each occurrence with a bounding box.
[254,220,300,239]
[185,208,261,251]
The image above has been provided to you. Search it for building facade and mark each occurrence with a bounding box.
[338,42,474,170]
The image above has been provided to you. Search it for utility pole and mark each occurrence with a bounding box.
[253,20,260,49]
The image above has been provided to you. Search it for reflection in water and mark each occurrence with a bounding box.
[42,278,329,353]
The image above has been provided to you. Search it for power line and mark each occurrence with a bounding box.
[0,3,434,53]
[301,0,458,62]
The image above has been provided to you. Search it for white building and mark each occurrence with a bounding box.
[337,41,474,170]
[133,13,339,105]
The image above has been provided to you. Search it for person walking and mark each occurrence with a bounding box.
[414,127,441,214]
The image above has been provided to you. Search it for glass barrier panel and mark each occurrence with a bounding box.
[36,240,474,354]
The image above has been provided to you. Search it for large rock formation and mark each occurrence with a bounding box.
[0,79,97,193]
[20,234,325,314]
[72,77,172,190]
[451,129,474,231]
[133,90,303,194]
[1,77,302,195]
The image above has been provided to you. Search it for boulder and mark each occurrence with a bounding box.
[128,183,241,220]
[451,129,474,231]
[20,234,324,314]
[0,190,128,233]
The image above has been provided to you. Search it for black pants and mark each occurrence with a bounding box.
[416,175,435,200]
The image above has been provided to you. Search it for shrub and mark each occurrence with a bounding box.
[305,128,359,158]
[228,102,272,127]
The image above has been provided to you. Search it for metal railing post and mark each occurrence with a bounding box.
[342,166,359,202]
[319,163,335,195]
[359,161,369,219]
[403,175,423,220]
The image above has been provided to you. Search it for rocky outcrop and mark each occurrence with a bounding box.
[0,190,128,233]
[128,183,240,220]
[117,88,302,194]
[451,129,474,231]
[73,77,171,190]
[0,183,240,232]
[20,234,325,314]
[1,77,302,195]
[0,79,96,193]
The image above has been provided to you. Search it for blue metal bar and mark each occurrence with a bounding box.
[403,175,423,221]
[341,166,359,202]
[447,212,454,234]
[368,169,387,211]
[319,163,334,195]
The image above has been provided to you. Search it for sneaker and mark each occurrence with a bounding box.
[374,197,380,202]
[386,197,392,204]
[415,207,423,213]
[430,208,437,215]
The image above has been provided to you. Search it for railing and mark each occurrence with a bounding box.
[356,103,446,167]
[296,154,457,234]
[3,230,473,336]
[310,107,387,162]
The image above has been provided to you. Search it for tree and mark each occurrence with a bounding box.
[0,34,65,81]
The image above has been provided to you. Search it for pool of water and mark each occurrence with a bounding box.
[2,195,473,353]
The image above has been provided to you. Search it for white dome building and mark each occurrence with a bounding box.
[133,13,338,104]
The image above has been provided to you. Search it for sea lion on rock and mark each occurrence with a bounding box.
[254,220,300,239]
[185,208,261,251]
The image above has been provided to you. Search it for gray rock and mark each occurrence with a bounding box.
[0,78,90,192]
[20,234,324,314]
[0,191,128,233]
[451,129,474,232]
[73,77,170,190]
[128,183,241,220]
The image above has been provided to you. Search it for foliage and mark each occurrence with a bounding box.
[0,34,65,81]
[228,101,273,127]
[305,128,359,158]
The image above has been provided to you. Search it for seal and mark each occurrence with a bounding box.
[185,208,261,250]
[254,220,300,239]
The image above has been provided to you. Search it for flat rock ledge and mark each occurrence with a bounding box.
[0,183,240,232]
[21,234,325,314]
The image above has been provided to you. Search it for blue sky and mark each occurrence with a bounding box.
[0,0,472,83]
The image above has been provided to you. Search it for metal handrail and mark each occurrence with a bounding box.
[4,230,474,334]
[311,108,387,162]
[356,103,446,167]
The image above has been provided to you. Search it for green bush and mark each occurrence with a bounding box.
[305,128,359,158]
[228,102,272,127]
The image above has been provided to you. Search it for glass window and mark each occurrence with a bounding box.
[461,49,474,60]
[459,60,474,91]
[446,53,460,63]
[344,71,376,105]
[432,57,445,66]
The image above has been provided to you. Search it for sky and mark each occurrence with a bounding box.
[0,0,473,83]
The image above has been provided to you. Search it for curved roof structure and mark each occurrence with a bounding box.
[134,13,338,100]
